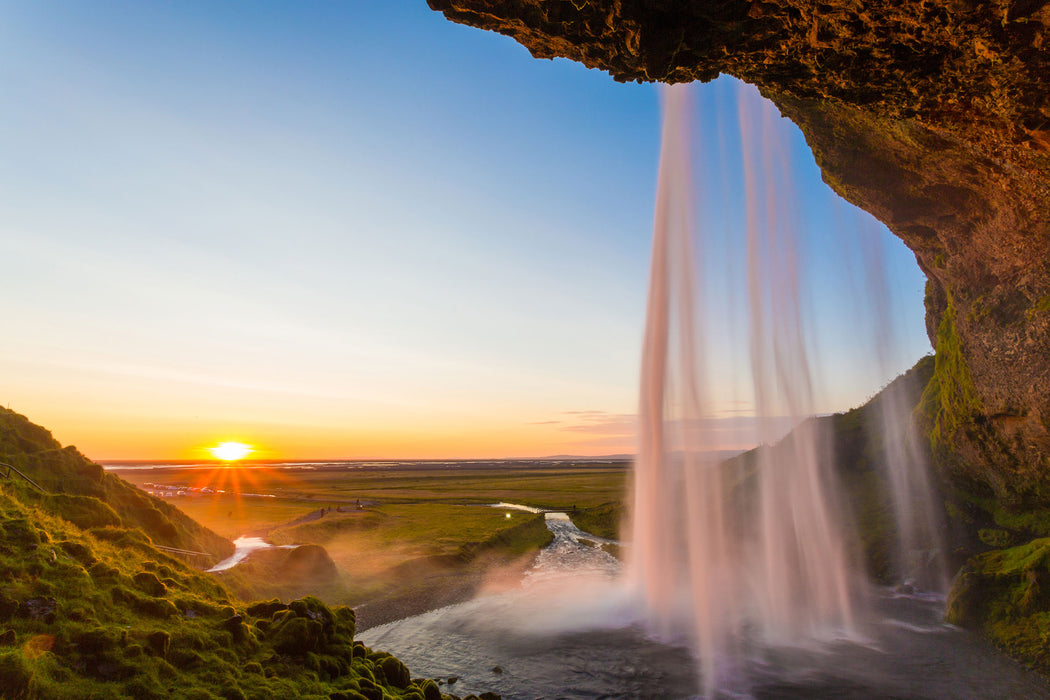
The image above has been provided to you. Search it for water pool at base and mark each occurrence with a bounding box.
[360,516,1050,699]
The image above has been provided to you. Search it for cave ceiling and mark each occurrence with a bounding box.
[429,0,1050,499]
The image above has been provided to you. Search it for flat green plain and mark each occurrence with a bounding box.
[112,461,630,624]
[114,461,629,536]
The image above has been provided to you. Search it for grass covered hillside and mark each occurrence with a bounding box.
[825,355,941,584]
[0,408,232,565]
[0,408,499,699]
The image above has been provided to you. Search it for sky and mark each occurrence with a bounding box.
[0,2,931,460]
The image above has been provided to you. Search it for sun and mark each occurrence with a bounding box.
[209,442,253,462]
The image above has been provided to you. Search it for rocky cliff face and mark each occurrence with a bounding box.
[428,0,1050,502]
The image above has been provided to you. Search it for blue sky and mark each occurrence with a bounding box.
[0,2,930,459]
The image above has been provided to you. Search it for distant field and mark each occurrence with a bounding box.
[113,461,630,537]
[112,461,630,622]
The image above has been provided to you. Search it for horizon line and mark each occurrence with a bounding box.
[98,448,753,467]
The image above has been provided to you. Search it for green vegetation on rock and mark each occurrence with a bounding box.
[920,293,981,458]
[946,538,1050,673]
[1028,295,1050,318]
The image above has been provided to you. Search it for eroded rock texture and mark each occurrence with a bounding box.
[429,0,1050,502]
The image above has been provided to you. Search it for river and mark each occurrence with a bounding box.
[359,513,1050,699]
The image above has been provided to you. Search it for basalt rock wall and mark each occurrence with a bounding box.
[428,0,1050,503]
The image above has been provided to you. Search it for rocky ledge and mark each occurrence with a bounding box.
[427,0,1050,504]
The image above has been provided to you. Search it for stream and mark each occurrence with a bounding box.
[206,536,297,573]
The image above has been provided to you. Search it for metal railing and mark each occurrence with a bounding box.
[153,544,212,559]
[0,462,47,494]
[1,461,216,565]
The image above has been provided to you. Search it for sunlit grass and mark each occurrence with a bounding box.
[169,497,317,540]
[268,503,536,569]
[116,463,628,513]
[113,462,629,616]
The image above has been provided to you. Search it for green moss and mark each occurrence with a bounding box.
[0,650,33,697]
[946,481,1050,555]
[0,477,450,700]
[979,528,1015,547]
[920,292,981,455]
[134,571,168,597]
[1026,294,1050,319]
[974,537,1050,576]
[270,616,322,655]
[379,656,411,688]
[997,511,1050,539]
[947,538,1050,671]
[417,679,441,700]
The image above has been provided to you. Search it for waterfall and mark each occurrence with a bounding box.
[630,83,742,694]
[630,81,866,698]
[856,217,950,592]
[737,81,860,642]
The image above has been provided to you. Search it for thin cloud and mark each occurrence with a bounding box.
[559,412,636,436]
[552,410,802,454]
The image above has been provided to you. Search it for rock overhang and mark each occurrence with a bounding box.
[427,0,1050,499]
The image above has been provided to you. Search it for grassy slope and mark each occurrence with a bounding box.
[565,358,940,582]
[0,408,233,565]
[0,409,493,700]
[0,480,468,700]
[825,355,938,583]
[570,502,624,541]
